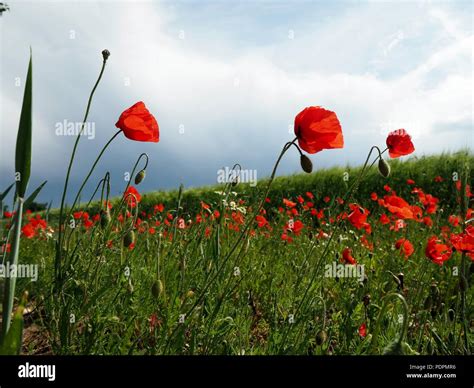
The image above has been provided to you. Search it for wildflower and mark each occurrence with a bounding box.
[386,129,415,158]
[115,101,159,142]
[294,106,344,154]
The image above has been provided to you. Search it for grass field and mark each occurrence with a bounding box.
[1,151,472,355]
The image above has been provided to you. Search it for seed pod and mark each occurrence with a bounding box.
[134,169,146,185]
[100,209,111,228]
[187,290,195,298]
[123,230,135,248]
[102,49,110,62]
[378,158,391,177]
[315,330,327,346]
[151,279,163,298]
[300,154,313,173]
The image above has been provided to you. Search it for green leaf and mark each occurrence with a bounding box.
[0,183,15,202]
[23,180,47,209]
[15,50,33,199]
[0,298,26,355]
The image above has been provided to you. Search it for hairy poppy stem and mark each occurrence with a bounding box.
[368,292,409,353]
[164,137,298,352]
[278,145,388,352]
[62,129,123,261]
[56,55,108,285]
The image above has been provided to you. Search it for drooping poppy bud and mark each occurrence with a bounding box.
[151,279,163,298]
[134,170,146,185]
[378,158,391,177]
[316,330,327,346]
[300,154,313,173]
[123,230,135,248]
[100,209,111,228]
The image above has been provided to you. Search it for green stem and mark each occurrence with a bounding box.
[56,58,107,283]
[1,198,24,339]
[277,147,387,352]
[164,137,297,352]
[61,129,122,278]
[369,292,409,353]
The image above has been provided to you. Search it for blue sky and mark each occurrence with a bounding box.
[0,0,472,207]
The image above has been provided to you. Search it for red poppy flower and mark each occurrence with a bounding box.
[347,204,370,230]
[283,198,297,208]
[358,322,367,338]
[425,236,452,265]
[21,223,36,238]
[116,101,159,142]
[342,247,357,265]
[395,238,414,259]
[255,215,268,228]
[124,186,141,208]
[381,194,414,220]
[294,106,344,154]
[450,226,474,260]
[286,219,304,235]
[386,129,415,158]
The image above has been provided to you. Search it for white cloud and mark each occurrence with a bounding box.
[0,0,472,203]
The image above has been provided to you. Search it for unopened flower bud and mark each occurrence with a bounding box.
[134,169,146,185]
[151,279,163,298]
[316,330,327,346]
[378,158,391,177]
[123,230,135,247]
[100,209,111,228]
[300,154,313,173]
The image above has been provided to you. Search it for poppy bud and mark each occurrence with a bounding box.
[378,158,391,177]
[231,176,239,187]
[123,230,135,247]
[134,169,146,185]
[151,279,163,298]
[448,309,455,322]
[102,49,110,62]
[186,290,195,298]
[300,154,313,173]
[316,330,327,346]
[363,294,371,306]
[100,209,111,228]
[398,272,404,290]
